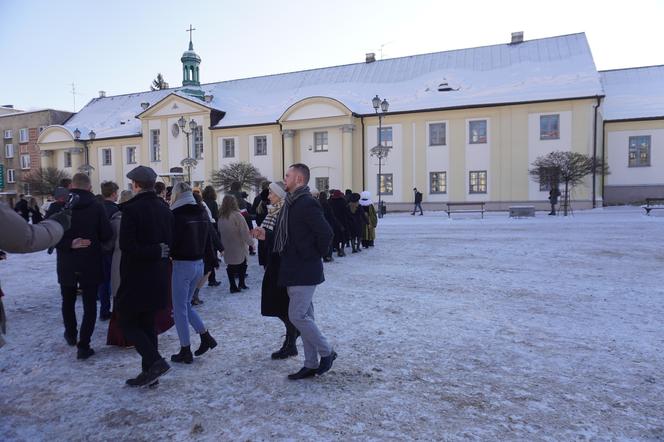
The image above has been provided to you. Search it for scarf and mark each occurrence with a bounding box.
[261,200,283,232]
[170,191,197,211]
[273,185,310,254]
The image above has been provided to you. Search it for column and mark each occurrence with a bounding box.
[40,150,53,169]
[67,147,84,172]
[282,129,295,174]
[341,124,355,191]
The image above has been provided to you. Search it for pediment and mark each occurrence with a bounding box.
[38,126,74,143]
[280,97,351,122]
[138,94,209,119]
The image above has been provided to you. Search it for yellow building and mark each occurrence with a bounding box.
[39,32,612,210]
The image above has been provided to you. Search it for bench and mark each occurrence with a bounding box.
[642,198,664,215]
[509,205,535,218]
[445,202,485,218]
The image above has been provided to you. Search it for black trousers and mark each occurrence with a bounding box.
[60,283,97,348]
[120,310,161,372]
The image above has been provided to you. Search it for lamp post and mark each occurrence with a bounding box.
[177,116,198,185]
[370,95,389,218]
[74,128,96,176]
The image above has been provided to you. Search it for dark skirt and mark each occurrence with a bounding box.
[261,251,289,318]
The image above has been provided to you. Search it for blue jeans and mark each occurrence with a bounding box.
[172,260,206,347]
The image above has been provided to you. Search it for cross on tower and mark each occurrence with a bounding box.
[186,24,196,43]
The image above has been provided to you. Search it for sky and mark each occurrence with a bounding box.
[1,0,663,112]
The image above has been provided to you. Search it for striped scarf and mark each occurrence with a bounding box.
[261,200,283,232]
[273,185,310,254]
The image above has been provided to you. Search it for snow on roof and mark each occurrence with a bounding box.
[600,65,664,121]
[65,33,603,137]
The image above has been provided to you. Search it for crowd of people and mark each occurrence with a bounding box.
[0,163,381,386]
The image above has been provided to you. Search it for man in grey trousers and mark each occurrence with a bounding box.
[254,163,335,379]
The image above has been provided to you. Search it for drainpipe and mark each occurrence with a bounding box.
[279,122,284,178]
[361,116,365,190]
[592,96,601,208]
[601,119,606,206]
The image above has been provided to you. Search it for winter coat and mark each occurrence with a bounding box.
[252,189,269,227]
[319,197,336,233]
[0,201,63,253]
[203,197,219,222]
[261,229,289,318]
[115,191,174,314]
[362,204,377,242]
[414,191,423,204]
[110,210,123,299]
[103,200,119,219]
[218,210,253,266]
[29,207,43,224]
[329,195,351,244]
[14,199,29,221]
[549,188,561,204]
[277,192,333,287]
[55,189,113,287]
[171,203,210,261]
[348,202,368,238]
[45,201,65,219]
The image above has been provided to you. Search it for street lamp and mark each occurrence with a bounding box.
[73,128,96,176]
[178,116,198,185]
[370,95,389,218]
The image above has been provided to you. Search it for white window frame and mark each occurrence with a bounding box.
[19,128,28,143]
[222,138,235,158]
[628,135,651,167]
[20,154,31,170]
[469,170,487,194]
[4,143,14,158]
[468,120,488,144]
[7,168,15,183]
[3,129,12,139]
[254,135,267,156]
[429,171,447,194]
[64,151,72,168]
[193,126,204,159]
[314,131,328,152]
[428,122,447,146]
[150,129,161,162]
[540,114,560,140]
[102,148,112,166]
[126,146,136,164]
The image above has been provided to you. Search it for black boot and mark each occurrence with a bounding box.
[170,345,193,364]
[271,330,299,359]
[227,268,240,293]
[337,243,346,257]
[238,263,249,290]
[195,331,217,356]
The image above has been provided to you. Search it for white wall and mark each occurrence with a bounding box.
[527,111,572,199]
[248,133,274,182]
[298,128,342,191]
[97,146,115,184]
[606,128,664,186]
[217,136,239,169]
[122,144,140,190]
[465,118,491,201]
[425,120,450,202]
[366,123,403,202]
[148,119,164,175]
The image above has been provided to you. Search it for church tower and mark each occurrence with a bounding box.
[181,25,204,99]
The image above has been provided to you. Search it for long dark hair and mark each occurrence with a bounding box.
[219,194,239,219]
[202,185,216,201]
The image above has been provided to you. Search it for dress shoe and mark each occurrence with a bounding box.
[64,332,77,346]
[287,367,318,380]
[317,351,337,375]
[77,346,95,360]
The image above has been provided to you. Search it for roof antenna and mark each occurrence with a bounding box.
[379,41,394,60]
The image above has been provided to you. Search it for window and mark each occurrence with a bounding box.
[377,127,393,147]
[4,129,12,139]
[469,120,487,144]
[7,168,15,183]
[377,173,393,195]
[193,126,204,159]
[4,143,13,158]
[628,135,651,167]
[23,183,31,195]
[315,177,329,192]
[314,131,328,152]
[102,148,112,166]
[540,114,560,140]
[429,171,447,194]
[64,151,72,168]
[20,154,31,170]
[254,136,267,156]
[126,146,136,164]
[223,138,235,158]
[19,128,28,143]
[429,123,446,146]
[469,170,487,194]
[150,129,160,162]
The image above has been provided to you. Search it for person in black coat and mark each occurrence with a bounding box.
[98,181,119,321]
[411,187,423,215]
[14,195,29,221]
[256,163,335,380]
[549,185,561,215]
[55,173,113,360]
[252,181,270,228]
[347,193,367,253]
[201,186,221,287]
[317,191,335,262]
[116,166,173,387]
[328,189,351,257]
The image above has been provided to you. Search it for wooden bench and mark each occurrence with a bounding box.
[642,198,664,215]
[509,205,535,218]
[445,202,485,218]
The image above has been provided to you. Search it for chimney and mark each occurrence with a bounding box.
[98,90,106,98]
[365,52,376,63]
[204,94,213,103]
[510,32,524,45]
[140,102,150,110]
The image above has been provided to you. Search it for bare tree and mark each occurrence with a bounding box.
[529,151,608,215]
[22,167,71,197]
[210,162,263,193]
[150,73,169,91]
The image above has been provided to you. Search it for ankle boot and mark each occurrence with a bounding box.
[227,268,240,293]
[195,331,217,356]
[271,331,298,359]
[238,264,248,290]
[171,346,193,364]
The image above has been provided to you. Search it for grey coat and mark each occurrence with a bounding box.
[110,210,122,299]
[0,201,63,253]
[218,211,253,265]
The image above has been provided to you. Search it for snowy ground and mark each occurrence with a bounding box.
[1,207,663,441]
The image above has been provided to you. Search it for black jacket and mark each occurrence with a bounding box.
[414,191,423,204]
[329,195,351,243]
[171,203,209,261]
[45,201,65,219]
[116,191,174,313]
[261,229,289,317]
[14,199,29,220]
[203,198,219,222]
[103,200,119,219]
[277,192,333,287]
[55,189,113,286]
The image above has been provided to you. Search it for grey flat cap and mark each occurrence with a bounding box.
[126,165,157,182]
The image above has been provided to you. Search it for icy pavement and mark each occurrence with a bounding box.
[1,207,663,441]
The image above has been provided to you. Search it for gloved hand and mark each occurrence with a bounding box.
[49,209,72,231]
[159,243,170,258]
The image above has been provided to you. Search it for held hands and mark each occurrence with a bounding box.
[71,238,92,249]
[251,227,266,240]
[159,243,170,258]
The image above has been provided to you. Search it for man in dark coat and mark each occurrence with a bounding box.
[14,195,29,221]
[267,163,335,380]
[549,186,561,215]
[116,166,173,387]
[329,190,351,257]
[411,187,423,215]
[55,173,113,360]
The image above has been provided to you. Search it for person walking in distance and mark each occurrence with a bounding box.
[254,163,335,380]
[115,166,173,387]
[411,187,423,216]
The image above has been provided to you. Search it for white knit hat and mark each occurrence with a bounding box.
[268,181,287,200]
[359,190,373,206]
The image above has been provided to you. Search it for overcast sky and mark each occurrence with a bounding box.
[1,0,663,112]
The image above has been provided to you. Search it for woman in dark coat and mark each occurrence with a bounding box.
[328,189,350,257]
[317,191,335,262]
[256,181,299,359]
[347,193,367,253]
